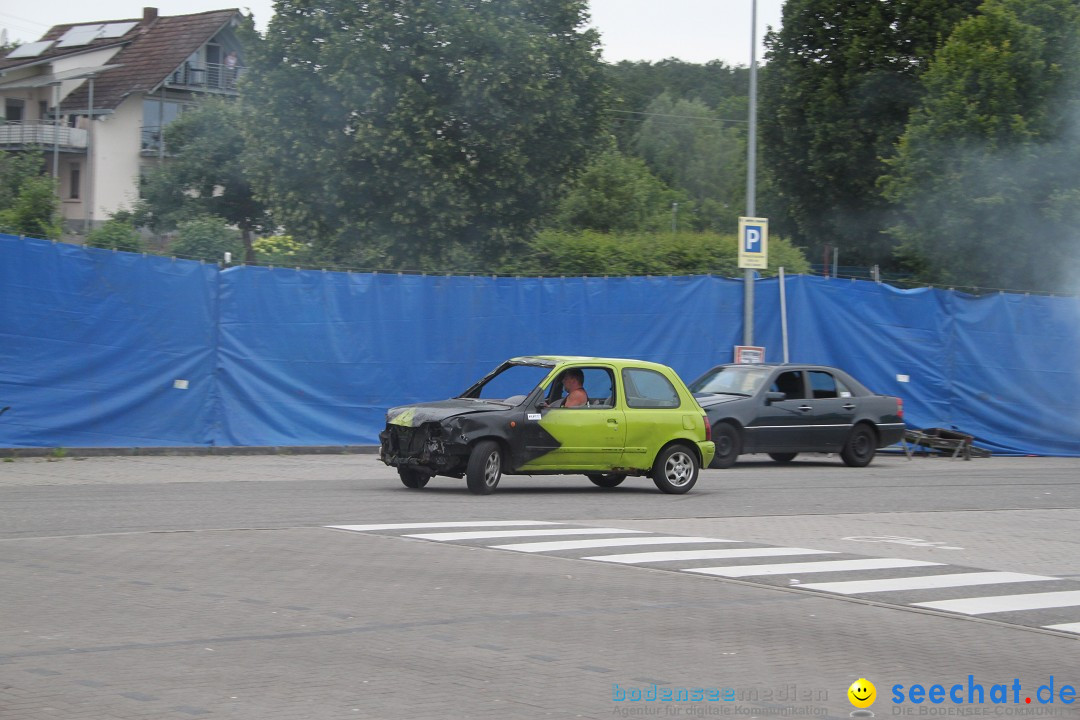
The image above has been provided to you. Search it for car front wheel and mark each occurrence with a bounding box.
[710,422,741,469]
[398,468,430,489]
[840,424,877,467]
[586,473,627,488]
[652,444,699,494]
[466,440,503,494]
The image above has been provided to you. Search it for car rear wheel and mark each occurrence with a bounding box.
[586,473,627,488]
[652,444,699,494]
[840,424,877,467]
[710,422,741,469]
[466,440,503,494]
[768,452,798,464]
[398,468,430,489]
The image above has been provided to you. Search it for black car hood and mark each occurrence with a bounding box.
[693,393,746,409]
[386,399,512,427]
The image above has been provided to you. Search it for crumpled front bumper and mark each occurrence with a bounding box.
[379,423,468,474]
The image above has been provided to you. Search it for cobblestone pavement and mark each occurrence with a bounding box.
[1,455,1078,719]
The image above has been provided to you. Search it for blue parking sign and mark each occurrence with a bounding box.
[738,217,769,269]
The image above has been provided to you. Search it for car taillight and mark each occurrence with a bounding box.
[896,397,904,420]
[703,415,712,442]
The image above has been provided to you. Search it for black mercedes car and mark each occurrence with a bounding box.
[687,363,906,468]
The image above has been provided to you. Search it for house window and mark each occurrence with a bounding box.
[69,164,80,200]
[141,98,188,152]
[4,99,24,124]
[38,101,49,122]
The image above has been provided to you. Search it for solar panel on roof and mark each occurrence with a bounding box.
[56,25,104,48]
[5,40,55,59]
[99,22,136,39]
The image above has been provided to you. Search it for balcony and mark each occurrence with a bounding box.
[0,122,88,151]
[165,62,246,94]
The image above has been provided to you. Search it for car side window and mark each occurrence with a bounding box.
[622,368,680,409]
[809,371,839,399]
[546,367,616,408]
[770,371,806,400]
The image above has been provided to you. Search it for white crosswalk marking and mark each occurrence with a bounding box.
[582,547,835,564]
[912,590,1080,615]
[1043,622,1080,634]
[325,518,1080,633]
[328,521,558,531]
[798,572,1056,595]
[405,528,649,541]
[490,536,738,553]
[684,558,943,578]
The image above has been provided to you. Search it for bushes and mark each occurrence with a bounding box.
[500,230,810,277]
[169,216,244,263]
[86,218,144,252]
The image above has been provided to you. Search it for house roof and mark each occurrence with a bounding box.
[0,8,241,113]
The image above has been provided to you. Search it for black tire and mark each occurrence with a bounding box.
[840,424,877,467]
[652,444,699,494]
[768,452,798,464]
[586,473,627,488]
[466,440,503,494]
[710,422,741,469]
[398,468,430,489]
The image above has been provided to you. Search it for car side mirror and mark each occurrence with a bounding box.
[765,391,786,403]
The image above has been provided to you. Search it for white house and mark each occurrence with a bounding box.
[0,7,244,234]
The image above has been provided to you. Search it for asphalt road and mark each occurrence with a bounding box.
[1,453,1078,719]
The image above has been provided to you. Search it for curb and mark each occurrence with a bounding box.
[0,445,380,459]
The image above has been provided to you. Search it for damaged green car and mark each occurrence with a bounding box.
[379,356,715,495]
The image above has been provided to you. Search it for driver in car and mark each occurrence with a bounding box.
[559,368,588,407]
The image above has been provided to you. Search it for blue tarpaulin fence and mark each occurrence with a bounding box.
[2,234,1078,455]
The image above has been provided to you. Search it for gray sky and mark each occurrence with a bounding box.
[1,0,785,66]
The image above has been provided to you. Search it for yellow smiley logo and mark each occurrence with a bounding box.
[848,678,876,708]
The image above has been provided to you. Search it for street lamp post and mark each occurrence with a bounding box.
[743,0,758,346]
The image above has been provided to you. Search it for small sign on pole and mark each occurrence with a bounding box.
[738,216,768,270]
[734,345,765,364]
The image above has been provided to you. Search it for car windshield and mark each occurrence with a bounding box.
[460,362,553,404]
[688,365,772,396]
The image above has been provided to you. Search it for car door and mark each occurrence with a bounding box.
[744,369,813,451]
[803,370,857,449]
[523,366,626,470]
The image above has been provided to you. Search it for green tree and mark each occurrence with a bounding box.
[605,59,749,149]
[135,97,270,262]
[0,173,62,240]
[0,150,43,209]
[549,149,685,233]
[881,0,1080,292]
[242,0,610,271]
[634,94,746,232]
[169,215,243,263]
[759,0,981,267]
[0,150,63,240]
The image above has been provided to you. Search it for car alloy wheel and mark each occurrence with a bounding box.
[466,440,503,494]
[652,444,699,494]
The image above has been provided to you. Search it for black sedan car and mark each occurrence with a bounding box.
[687,363,906,468]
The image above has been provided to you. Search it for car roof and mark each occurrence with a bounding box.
[510,355,674,372]
[716,363,844,371]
